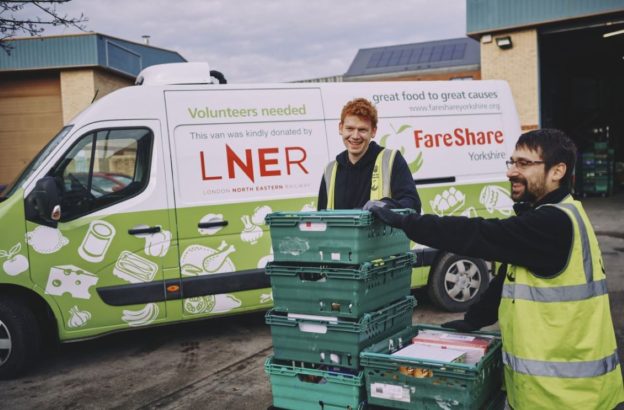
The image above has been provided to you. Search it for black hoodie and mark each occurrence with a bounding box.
[317,141,421,212]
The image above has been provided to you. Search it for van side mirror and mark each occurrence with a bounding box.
[26,176,62,228]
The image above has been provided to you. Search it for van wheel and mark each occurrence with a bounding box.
[0,297,41,379]
[427,253,489,312]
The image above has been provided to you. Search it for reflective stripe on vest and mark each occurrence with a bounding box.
[503,350,620,378]
[502,201,597,302]
[324,149,396,209]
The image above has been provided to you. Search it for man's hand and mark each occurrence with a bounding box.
[441,319,481,332]
[369,206,405,228]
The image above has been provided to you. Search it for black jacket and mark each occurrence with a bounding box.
[317,141,421,212]
[398,187,573,328]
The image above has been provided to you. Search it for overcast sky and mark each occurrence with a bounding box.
[38,0,467,83]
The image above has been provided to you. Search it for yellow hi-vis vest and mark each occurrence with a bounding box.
[499,195,624,410]
[323,149,397,209]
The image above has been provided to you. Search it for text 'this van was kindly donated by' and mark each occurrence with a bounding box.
[414,128,504,149]
[199,144,309,183]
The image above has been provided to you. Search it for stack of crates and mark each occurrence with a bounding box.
[578,142,614,197]
[264,209,416,410]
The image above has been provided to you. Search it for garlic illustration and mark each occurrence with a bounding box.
[240,215,263,244]
[67,305,92,328]
[251,205,272,226]
[202,241,236,272]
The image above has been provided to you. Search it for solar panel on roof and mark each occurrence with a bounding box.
[355,38,478,75]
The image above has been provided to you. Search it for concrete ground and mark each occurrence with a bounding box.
[1,193,623,409]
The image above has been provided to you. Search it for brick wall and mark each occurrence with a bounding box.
[480,29,540,131]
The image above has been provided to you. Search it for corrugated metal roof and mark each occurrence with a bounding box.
[0,32,186,77]
[467,0,624,35]
[344,37,480,79]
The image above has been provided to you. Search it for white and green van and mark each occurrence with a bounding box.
[0,63,521,378]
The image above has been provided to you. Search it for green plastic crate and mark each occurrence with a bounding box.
[265,210,412,264]
[267,253,414,319]
[265,356,366,410]
[360,325,503,410]
[266,296,416,369]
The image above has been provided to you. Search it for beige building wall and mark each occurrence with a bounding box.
[480,29,539,131]
[60,68,132,124]
[60,69,95,124]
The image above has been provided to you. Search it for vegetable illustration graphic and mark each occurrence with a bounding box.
[67,305,92,328]
[143,228,171,257]
[251,205,272,226]
[78,220,116,263]
[0,243,29,276]
[240,215,263,244]
[480,185,514,216]
[182,294,240,314]
[184,296,216,314]
[25,226,69,254]
[430,187,466,216]
[121,303,159,327]
[198,213,225,235]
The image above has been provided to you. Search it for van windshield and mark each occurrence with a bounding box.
[0,125,73,201]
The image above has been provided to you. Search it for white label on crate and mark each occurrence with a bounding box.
[298,322,328,334]
[330,252,341,261]
[330,353,340,363]
[370,383,411,403]
[288,313,338,323]
[298,222,327,232]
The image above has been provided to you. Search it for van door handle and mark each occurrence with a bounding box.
[128,226,161,235]
[198,221,228,229]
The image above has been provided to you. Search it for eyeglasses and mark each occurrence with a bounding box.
[505,159,545,170]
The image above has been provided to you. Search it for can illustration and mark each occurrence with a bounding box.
[78,220,116,263]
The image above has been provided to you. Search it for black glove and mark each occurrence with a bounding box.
[441,319,481,332]
[369,206,405,228]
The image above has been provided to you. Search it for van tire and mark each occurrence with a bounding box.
[0,297,42,379]
[427,253,489,312]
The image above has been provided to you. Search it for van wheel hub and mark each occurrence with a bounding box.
[0,320,11,366]
[444,260,481,302]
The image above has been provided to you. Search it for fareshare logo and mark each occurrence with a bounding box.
[379,124,424,174]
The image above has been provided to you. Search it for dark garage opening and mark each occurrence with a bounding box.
[540,15,624,196]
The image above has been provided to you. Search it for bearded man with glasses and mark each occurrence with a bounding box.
[370,128,624,409]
